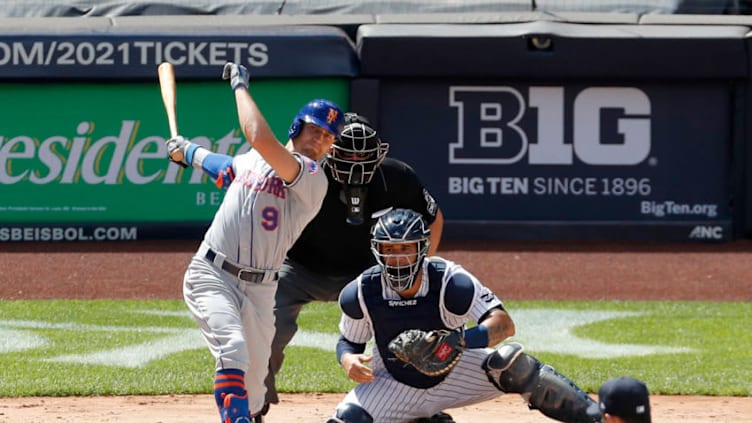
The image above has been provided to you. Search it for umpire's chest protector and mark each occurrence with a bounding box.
[362,262,449,388]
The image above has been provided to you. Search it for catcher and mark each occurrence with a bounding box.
[328,208,603,423]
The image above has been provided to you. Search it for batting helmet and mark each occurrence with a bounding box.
[327,113,389,185]
[288,99,345,140]
[371,208,431,292]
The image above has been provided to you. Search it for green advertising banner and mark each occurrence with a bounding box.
[0,79,349,241]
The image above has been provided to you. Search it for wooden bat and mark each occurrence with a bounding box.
[157,62,183,162]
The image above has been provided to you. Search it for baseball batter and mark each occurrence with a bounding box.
[167,113,449,421]
[329,208,603,423]
[167,62,344,423]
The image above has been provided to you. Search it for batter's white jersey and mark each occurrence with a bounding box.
[204,149,326,270]
[335,257,507,422]
[184,149,327,415]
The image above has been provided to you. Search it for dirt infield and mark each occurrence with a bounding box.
[3,239,752,301]
[1,239,751,422]
[0,393,749,422]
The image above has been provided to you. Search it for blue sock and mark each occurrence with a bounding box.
[214,369,246,409]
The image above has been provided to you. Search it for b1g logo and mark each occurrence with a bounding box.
[449,86,652,165]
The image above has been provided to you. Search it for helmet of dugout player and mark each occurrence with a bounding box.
[287,99,345,140]
[371,208,430,292]
[327,113,390,185]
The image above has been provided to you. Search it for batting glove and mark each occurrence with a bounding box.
[222,62,250,91]
[165,135,197,168]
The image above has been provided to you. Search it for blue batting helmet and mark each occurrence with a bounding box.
[288,99,345,140]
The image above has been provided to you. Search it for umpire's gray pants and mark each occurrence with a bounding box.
[264,258,357,404]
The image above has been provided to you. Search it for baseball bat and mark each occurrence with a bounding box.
[157,62,183,162]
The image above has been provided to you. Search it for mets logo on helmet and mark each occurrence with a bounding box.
[326,108,340,124]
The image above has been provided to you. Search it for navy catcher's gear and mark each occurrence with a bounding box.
[483,343,603,423]
[371,208,430,292]
[327,403,374,423]
[328,113,389,185]
[409,411,456,423]
[288,99,344,140]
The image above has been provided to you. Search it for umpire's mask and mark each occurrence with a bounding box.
[327,114,389,185]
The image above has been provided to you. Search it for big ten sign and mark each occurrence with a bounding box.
[450,86,650,166]
[382,82,731,240]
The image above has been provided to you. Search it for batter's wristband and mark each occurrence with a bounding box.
[464,325,489,349]
[185,144,200,165]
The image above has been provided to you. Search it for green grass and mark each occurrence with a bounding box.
[0,299,749,396]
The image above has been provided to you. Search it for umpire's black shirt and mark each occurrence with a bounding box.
[286,158,438,277]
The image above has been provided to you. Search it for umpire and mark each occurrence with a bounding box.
[264,113,444,413]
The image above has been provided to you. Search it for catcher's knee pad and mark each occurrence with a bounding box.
[482,342,531,392]
[326,403,373,423]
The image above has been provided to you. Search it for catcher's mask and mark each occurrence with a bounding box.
[327,113,389,185]
[371,208,430,292]
[288,99,344,140]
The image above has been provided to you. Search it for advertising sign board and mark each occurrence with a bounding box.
[0,80,349,241]
[377,81,732,240]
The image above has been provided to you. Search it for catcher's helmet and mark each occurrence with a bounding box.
[288,99,345,140]
[371,208,430,292]
[327,113,389,185]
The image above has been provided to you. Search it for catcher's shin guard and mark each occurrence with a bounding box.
[408,411,456,423]
[326,403,373,423]
[482,343,602,423]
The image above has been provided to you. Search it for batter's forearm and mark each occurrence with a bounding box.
[235,89,277,149]
[233,88,302,183]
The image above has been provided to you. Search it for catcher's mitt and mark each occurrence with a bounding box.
[388,329,465,377]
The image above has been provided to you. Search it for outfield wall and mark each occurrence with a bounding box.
[0,13,751,242]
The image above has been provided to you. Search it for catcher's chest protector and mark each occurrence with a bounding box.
[361,262,449,388]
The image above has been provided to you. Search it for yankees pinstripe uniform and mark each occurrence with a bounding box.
[335,257,504,421]
[329,208,602,423]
